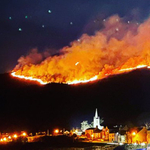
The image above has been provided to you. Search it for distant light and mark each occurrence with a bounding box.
[132,132,136,136]
[3,137,6,141]
[8,136,11,139]
[22,132,27,136]
[70,22,73,25]
[128,21,130,24]
[42,25,45,28]
[54,129,59,134]
[25,15,28,19]
[141,143,145,146]
[9,17,12,20]
[18,28,22,31]
[13,134,17,138]
[48,10,51,13]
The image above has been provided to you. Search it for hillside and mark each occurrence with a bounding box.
[0,69,150,132]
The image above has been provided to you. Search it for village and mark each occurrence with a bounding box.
[71,109,150,148]
[0,109,150,150]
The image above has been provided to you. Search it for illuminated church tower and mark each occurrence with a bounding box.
[93,108,103,130]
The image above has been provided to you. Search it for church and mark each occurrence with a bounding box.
[81,108,104,132]
[93,108,103,130]
[81,108,109,141]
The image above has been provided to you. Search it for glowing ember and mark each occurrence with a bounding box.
[75,62,79,66]
[11,15,150,85]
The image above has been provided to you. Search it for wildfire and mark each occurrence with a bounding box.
[11,15,150,85]
[67,75,98,85]
[11,64,150,85]
[119,65,148,72]
[11,72,47,85]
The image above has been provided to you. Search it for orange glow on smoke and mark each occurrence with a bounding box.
[11,15,150,85]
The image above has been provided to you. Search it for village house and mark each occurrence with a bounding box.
[79,109,150,145]
[127,127,147,144]
[85,126,109,141]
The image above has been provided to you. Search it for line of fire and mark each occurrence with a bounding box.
[11,65,150,85]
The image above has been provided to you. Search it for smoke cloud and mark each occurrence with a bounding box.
[12,15,150,84]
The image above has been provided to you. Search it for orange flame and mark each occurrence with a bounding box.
[11,72,47,85]
[11,15,150,85]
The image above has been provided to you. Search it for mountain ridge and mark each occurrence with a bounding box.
[0,69,150,132]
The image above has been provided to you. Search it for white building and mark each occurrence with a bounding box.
[81,108,103,132]
[93,108,103,130]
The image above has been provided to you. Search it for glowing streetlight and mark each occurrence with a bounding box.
[22,132,27,136]
[131,131,136,143]
[132,132,136,136]
[3,137,7,141]
[75,129,78,133]
[13,134,18,139]
[54,129,59,134]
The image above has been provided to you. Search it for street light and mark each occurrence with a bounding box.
[91,134,94,140]
[22,132,27,136]
[131,131,136,143]
[54,129,59,134]
[132,132,136,136]
[13,134,18,139]
[3,137,7,142]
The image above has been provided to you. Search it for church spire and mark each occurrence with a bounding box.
[95,108,98,118]
[93,108,103,130]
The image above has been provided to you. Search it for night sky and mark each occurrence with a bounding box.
[1,0,150,132]
[1,0,150,73]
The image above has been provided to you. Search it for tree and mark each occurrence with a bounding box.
[81,121,91,132]
[100,118,104,124]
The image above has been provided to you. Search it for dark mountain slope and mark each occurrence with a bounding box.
[0,69,150,132]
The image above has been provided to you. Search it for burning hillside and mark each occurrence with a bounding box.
[11,15,150,85]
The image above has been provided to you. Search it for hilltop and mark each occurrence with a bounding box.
[0,69,150,132]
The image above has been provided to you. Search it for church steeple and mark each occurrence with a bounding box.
[93,108,103,130]
[95,108,98,118]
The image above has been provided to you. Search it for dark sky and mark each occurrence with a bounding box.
[1,0,150,73]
